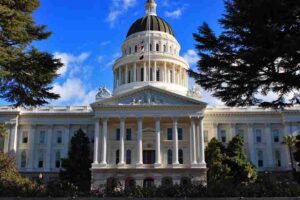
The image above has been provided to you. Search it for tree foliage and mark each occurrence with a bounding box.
[0,0,62,107]
[191,0,300,108]
[59,129,92,193]
[293,135,300,169]
[283,135,296,171]
[205,136,257,184]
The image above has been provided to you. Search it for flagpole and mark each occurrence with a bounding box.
[148,11,151,83]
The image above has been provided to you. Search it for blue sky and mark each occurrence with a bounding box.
[1,0,225,106]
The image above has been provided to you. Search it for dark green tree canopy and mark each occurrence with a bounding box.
[191,0,300,108]
[0,0,62,107]
[205,136,257,184]
[59,129,92,193]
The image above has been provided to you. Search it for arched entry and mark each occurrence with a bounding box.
[125,177,136,189]
[143,177,154,188]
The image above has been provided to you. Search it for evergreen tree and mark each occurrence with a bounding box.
[205,136,257,184]
[293,135,300,170]
[283,135,296,171]
[60,129,92,193]
[205,138,230,183]
[0,0,62,107]
[191,0,300,108]
[225,136,257,183]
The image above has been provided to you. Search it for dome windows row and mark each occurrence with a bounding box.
[113,61,188,89]
[123,41,179,56]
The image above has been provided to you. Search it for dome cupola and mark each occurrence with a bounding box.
[112,0,190,96]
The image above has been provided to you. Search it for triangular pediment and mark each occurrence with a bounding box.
[91,85,207,107]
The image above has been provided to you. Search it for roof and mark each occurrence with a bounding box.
[126,15,175,38]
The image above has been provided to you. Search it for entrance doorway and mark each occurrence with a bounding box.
[143,150,155,164]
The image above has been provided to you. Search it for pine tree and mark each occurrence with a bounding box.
[191,0,300,109]
[293,135,300,170]
[205,138,230,183]
[59,129,92,193]
[0,0,62,107]
[225,135,257,183]
[283,135,296,171]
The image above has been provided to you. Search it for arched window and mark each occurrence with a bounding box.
[167,149,172,165]
[116,150,120,164]
[21,150,27,168]
[180,177,191,186]
[156,43,160,51]
[125,177,135,190]
[143,177,154,188]
[179,149,183,164]
[107,177,118,191]
[126,149,131,164]
[55,151,61,168]
[162,177,173,186]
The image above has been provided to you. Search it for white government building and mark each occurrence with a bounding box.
[0,0,300,189]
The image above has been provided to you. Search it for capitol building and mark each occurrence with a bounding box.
[0,0,300,189]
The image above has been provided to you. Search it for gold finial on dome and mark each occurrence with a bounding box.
[145,0,157,16]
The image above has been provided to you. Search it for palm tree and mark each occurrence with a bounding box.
[283,135,296,171]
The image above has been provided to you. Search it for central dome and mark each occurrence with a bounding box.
[126,15,175,38]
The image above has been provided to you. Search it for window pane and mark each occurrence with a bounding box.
[57,131,62,144]
[126,129,132,140]
[126,150,131,164]
[167,150,172,165]
[179,149,183,164]
[116,129,120,140]
[116,150,120,164]
[39,131,45,144]
[167,128,172,140]
[273,129,279,143]
[178,128,183,140]
[22,132,28,143]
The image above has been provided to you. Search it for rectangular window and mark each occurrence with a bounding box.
[21,151,27,168]
[156,70,160,81]
[56,131,62,144]
[39,131,46,144]
[257,150,263,167]
[256,129,262,143]
[141,68,144,81]
[167,128,173,140]
[55,151,61,168]
[150,68,153,81]
[204,130,209,142]
[116,128,120,140]
[220,130,226,143]
[38,151,44,168]
[22,131,28,144]
[178,128,183,140]
[126,128,132,140]
[275,150,281,167]
[273,129,280,143]
[237,129,244,140]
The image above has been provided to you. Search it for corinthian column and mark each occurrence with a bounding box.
[100,118,108,166]
[154,117,161,167]
[93,119,100,164]
[173,118,179,166]
[119,118,125,166]
[136,117,143,167]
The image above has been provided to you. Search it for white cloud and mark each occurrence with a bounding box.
[183,49,199,67]
[52,78,97,105]
[103,52,121,70]
[100,40,111,46]
[188,78,224,105]
[165,8,183,19]
[54,52,91,76]
[97,55,104,63]
[106,0,137,27]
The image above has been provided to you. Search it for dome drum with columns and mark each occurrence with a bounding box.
[113,0,189,96]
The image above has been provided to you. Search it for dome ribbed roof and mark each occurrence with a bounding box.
[126,15,175,38]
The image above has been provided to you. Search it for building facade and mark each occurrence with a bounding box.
[0,0,300,189]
